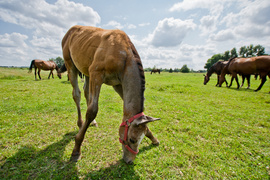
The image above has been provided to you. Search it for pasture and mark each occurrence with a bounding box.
[0,67,269,179]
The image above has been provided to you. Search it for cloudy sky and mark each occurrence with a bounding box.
[0,0,270,70]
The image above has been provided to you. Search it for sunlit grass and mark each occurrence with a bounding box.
[0,67,269,179]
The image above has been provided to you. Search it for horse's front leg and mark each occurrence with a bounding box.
[229,76,234,87]
[145,127,159,146]
[48,71,52,79]
[216,75,219,86]
[34,67,37,80]
[70,72,83,128]
[240,75,245,88]
[235,75,240,89]
[71,72,103,162]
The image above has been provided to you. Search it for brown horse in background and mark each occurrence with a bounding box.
[219,56,270,91]
[151,69,160,74]
[61,25,160,164]
[204,61,229,86]
[28,59,61,80]
[204,60,251,87]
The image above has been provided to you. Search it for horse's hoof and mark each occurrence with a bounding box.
[91,123,98,127]
[70,153,81,162]
[152,140,160,146]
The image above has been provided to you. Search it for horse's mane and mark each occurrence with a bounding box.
[220,56,237,75]
[128,38,145,112]
[227,56,237,65]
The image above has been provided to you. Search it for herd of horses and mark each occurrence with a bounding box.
[204,56,270,92]
[27,25,270,165]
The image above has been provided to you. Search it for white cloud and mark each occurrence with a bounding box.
[139,23,150,27]
[169,0,225,16]
[127,24,136,29]
[0,33,28,48]
[103,20,124,29]
[148,17,196,47]
[0,0,100,33]
[199,15,218,35]
[0,0,101,66]
[221,0,270,39]
[210,29,235,42]
[0,33,29,66]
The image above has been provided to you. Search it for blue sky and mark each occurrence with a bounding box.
[0,0,270,70]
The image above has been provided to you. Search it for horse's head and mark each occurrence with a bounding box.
[203,74,209,85]
[119,114,160,164]
[57,72,62,79]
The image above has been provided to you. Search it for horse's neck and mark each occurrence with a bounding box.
[207,66,215,77]
[122,61,144,120]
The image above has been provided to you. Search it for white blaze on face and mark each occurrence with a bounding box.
[137,133,145,145]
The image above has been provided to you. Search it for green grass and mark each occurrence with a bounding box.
[0,67,269,179]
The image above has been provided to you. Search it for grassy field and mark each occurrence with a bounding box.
[0,67,269,179]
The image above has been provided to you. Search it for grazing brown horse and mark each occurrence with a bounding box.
[62,25,160,164]
[219,56,270,91]
[151,69,160,74]
[204,60,251,87]
[204,61,229,86]
[28,59,61,80]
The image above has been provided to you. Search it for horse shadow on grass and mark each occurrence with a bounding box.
[0,131,79,179]
[83,144,158,179]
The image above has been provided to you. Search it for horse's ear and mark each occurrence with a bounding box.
[134,115,161,126]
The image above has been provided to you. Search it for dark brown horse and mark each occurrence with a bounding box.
[28,59,61,80]
[204,61,229,86]
[151,69,160,74]
[219,56,270,91]
[61,25,160,164]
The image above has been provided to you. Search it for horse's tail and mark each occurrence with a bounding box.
[28,60,35,73]
[59,63,67,73]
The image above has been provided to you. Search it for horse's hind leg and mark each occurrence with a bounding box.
[71,72,103,161]
[255,75,266,92]
[83,76,97,127]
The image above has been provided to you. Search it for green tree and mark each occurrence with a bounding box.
[253,45,265,56]
[204,53,224,70]
[239,46,248,57]
[247,44,254,57]
[180,64,190,73]
[230,47,238,58]
[49,57,64,68]
[169,68,173,73]
[224,51,230,61]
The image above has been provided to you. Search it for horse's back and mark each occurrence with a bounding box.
[62,25,132,77]
[229,56,270,74]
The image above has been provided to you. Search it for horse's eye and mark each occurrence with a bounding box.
[129,138,136,144]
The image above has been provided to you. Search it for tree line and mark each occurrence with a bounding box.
[145,64,193,73]
[204,44,267,70]
[48,57,195,73]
